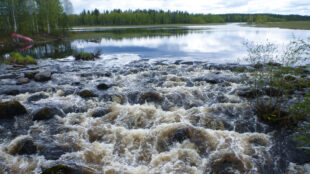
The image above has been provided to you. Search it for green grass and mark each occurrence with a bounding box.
[254,21,310,30]
[7,52,37,65]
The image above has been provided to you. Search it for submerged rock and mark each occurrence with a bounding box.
[16,77,30,85]
[0,101,27,119]
[172,128,189,143]
[17,139,37,155]
[34,71,52,82]
[209,153,248,174]
[236,88,262,98]
[39,145,67,160]
[32,107,64,121]
[41,165,82,174]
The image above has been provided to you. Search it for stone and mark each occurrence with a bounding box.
[210,153,247,174]
[172,128,189,143]
[97,83,111,90]
[32,107,65,121]
[24,71,39,79]
[0,101,27,119]
[79,90,97,98]
[39,145,67,160]
[42,165,82,174]
[27,93,49,102]
[92,108,110,118]
[17,139,37,155]
[16,77,30,85]
[138,91,163,104]
[34,71,52,82]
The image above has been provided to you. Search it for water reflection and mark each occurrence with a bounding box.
[6,23,310,62]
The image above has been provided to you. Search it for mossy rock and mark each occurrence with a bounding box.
[79,90,97,98]
[74,52,98,61]
[32,107,64,121]
[42,165,82,174]
[0,101,27,119]
[8,52,37,65]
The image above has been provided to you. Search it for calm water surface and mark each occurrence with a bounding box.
[18,23,310,63]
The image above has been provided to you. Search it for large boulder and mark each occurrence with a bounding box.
[92,108,110,118]
[32,107,65,121]
[24,71,39,79]
[0,101,27,119]
[27,93,49,102]
[34,71,52,82]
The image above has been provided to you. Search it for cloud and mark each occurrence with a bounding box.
[70,0,310,15]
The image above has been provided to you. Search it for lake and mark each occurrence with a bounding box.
[17,23,310,63]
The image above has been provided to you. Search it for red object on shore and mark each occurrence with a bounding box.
[11,33,33,43]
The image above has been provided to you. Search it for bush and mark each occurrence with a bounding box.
[8,52,37,65]
[243,40,310,126]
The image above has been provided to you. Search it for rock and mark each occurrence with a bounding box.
[138,91,163,104]
[236,88,262,98]
[3,89,20,95]
[32,107,65,121]
[234,120,255,133]
[97,83,111,90]
[79,90,97,98]
[17,139,37,155]
[0,101,27,119]
[39,145,67,160]
[92,108,110,117]
[27,93,49,102]
[16,78,30,85]
[42,165,82,174]
[210,153,247,174]
[34,71,52,82]
[24,71,39,79]
[172,128,189,143]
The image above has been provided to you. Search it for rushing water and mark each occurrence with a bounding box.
[0,24,310,174]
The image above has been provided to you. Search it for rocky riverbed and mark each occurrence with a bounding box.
[0,54,309,174]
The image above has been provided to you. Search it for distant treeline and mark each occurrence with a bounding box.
[0,0,73,36]
[69,9,310,26]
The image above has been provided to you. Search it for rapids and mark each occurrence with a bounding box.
[0,54,309,174]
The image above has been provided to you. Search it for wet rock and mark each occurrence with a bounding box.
[138,91,163,104]
[27,93,49,102]
[79,90,97,98]
[234,120,256,133]
[209,153,247,174]
[236,88,262,98]
[97,82,111,90]
[39,145,67,160]
[0,101,27,119]
[32,107,65,121]
[17,139,37,155]
[42,165,82,174]
[34,71,52,82]
[172,128,189,143]
[3,89,20,95]
[16,78,30,85]
[92,108,110,118]
[194,74,222,84]
[24,71,39,79]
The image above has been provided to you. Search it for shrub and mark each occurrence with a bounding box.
[8,52,37,65]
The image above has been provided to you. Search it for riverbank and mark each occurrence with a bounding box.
[254,21,310,30]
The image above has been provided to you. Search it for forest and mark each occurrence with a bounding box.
[68,9,310,26]
[1,0,310,36]
[0,0,72,36]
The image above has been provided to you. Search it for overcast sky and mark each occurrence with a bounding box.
[70,0,310,15]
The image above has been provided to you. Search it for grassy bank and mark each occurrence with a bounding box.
[254,21,310,30]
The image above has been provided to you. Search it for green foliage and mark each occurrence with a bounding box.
[74,52,98,61]
[8,52,37,65]
[243,40,310,127]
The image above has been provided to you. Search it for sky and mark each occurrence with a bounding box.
[70,0,310,15]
